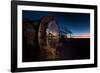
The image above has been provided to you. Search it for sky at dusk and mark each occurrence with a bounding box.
[22,10,90,38]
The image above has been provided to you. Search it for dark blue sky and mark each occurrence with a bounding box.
[22,10,90,36]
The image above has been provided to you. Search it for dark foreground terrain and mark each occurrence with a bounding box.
[23,38,90,62]
[59,38,90,60]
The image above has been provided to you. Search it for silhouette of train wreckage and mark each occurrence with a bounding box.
[23,15,72,61]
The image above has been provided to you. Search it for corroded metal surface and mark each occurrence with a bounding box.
[38,15,60,60]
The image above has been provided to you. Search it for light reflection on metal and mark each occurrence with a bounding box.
[38,15,60,60]
[46,20,60,59]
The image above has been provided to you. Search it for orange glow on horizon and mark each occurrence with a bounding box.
[72,33,90,38]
